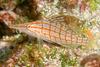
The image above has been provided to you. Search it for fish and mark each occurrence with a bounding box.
[10,15,89,47]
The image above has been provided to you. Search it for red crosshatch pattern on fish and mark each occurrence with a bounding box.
[11,20,88,46]
[28,21,88,45]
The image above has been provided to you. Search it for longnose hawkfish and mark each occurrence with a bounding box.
[10,15,89,47]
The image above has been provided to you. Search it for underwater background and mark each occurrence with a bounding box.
[0,0,100,67]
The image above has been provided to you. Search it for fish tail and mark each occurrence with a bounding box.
[86,29,94,40]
